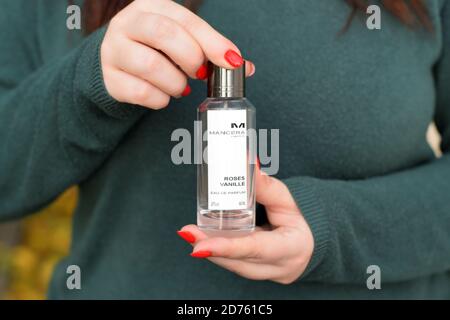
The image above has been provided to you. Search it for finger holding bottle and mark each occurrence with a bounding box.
[133,0,248,70]
[101,0,255,110]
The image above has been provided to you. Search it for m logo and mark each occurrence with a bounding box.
[231,123,245,129]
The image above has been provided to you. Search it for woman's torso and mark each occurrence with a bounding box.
[41,0,449,298]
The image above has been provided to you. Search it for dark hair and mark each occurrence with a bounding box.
[81,0,432,34]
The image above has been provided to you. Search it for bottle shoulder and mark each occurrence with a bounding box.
[198,98,255,113]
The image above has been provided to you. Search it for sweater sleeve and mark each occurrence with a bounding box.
[0,2,146,221]
[283,2,450,284]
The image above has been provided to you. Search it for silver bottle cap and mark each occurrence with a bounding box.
[207,61,245,98]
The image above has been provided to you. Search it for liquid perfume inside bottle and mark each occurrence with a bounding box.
[197,62,256,235]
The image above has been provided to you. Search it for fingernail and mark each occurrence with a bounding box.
[224,50,243,67]
[177,230,196,243]
[196,64,208,80]
[256,156,260,170]
[191,250,212,258]
[248,62,256,76]
[181,84,191,97]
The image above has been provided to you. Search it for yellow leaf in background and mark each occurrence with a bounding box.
[37,256,60,291]
[10,246,38,280]
[1,187,78,300]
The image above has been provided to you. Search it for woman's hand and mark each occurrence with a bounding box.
[178,165,315,285]
[101,0,255,109]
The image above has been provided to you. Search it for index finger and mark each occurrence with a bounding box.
[138,0,245,68]
[192,230,287,261]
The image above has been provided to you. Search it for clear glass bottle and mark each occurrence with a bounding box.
[197,62,256,235]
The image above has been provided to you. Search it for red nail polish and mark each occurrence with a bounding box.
[181,84,191,97]
[196,64,208,80]
[256,157,260,170]
[177,230,196,243]
[224,50,243,67]
[191,250,212,258]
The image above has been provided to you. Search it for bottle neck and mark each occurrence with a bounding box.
[207,88,245,98]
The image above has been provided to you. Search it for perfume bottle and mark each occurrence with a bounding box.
[197,62,256,235]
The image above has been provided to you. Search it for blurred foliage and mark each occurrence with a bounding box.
[2,187,77,300]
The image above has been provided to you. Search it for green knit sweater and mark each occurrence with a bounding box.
[1,0,450,299]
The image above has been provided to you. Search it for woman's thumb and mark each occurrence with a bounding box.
[255,160,287,207]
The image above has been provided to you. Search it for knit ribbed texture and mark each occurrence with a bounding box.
[84,27,147,120]
[283,177,330,280]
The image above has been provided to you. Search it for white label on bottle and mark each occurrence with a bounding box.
[207,109,247,210]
